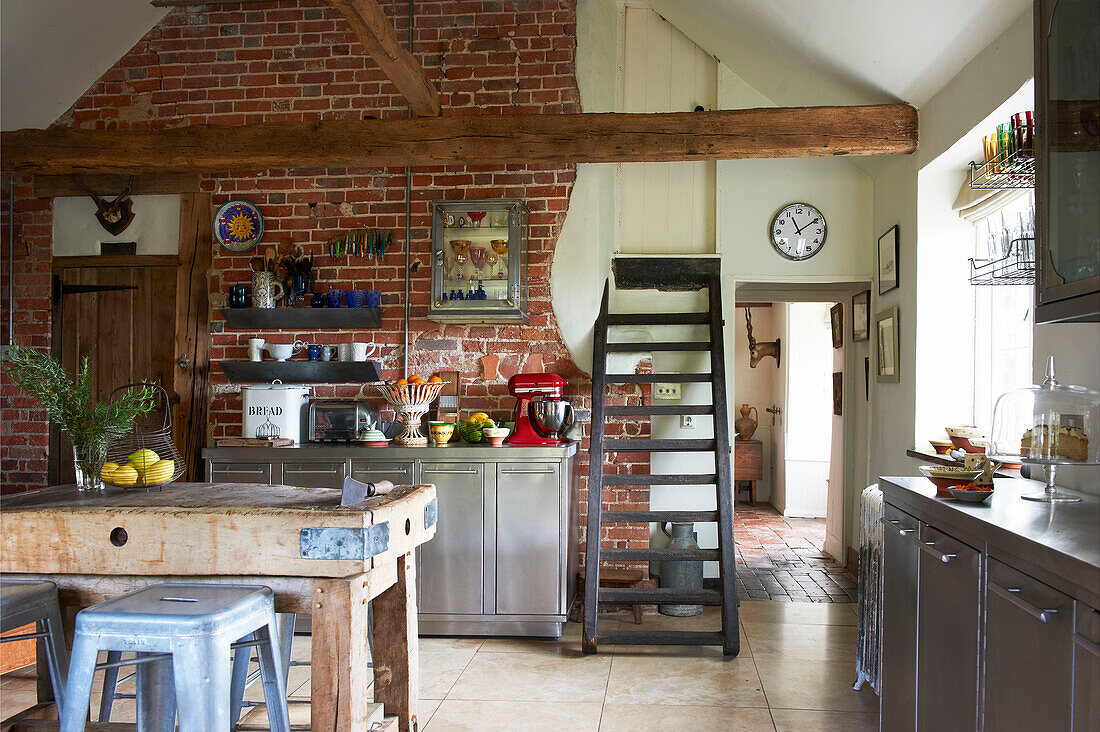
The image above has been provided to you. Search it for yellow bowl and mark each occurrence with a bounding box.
[430,423,456,445]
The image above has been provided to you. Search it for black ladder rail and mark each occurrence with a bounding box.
[582,265,740,657]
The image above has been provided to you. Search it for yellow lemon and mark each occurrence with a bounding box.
[110,465,139,486]
[128,449,160,475]
[142,460,175,485]
[468,412,490,423]
[100,462,121,481]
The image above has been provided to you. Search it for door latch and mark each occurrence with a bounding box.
[177,355,191,370]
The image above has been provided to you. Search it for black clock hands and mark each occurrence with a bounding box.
[791,215,819,236]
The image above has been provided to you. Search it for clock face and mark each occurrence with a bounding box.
[770,203,827,261]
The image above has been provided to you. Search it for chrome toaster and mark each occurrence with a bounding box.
[308,401,380,442]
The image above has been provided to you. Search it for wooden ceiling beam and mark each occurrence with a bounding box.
[0,104,918,175]
[328,0,440,117]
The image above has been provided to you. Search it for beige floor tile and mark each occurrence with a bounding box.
[608,607,750,658]
[600,703,776,731]
[243,664,313,702]
[737,601,857,626]
[477,619,616,656]
[420,636,484,653]
[740,622,857,662]
[421,649,478,699]
[424,699,603,731]
[0,688,40,720]
[770,708,879,731]
[605,654,768,708]
[420,698,443,725]
[447,653,612,703]
[239,699,314,728]
[754,657,878,713]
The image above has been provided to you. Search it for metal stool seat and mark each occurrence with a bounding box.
[60,583,290,732]
[0,580,70,712]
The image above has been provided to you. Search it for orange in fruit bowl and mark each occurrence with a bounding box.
[409,375,426,384]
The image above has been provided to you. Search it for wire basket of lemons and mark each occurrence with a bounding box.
[101,383,186,489]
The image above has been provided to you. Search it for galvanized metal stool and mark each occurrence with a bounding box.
[0,579,70,712]
[59,583,290,732]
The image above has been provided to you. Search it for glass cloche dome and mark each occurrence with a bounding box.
[989,357,1100,503]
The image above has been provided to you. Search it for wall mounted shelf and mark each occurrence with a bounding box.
[219,361,382,384]
[219,308,381,330]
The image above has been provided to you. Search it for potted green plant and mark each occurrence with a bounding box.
[3,346,155,490]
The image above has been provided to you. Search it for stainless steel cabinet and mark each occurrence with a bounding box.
[917,524,981,732]
[983,557,1073,731]
[1073,603,1100,731]
[279,460,346,489]
[418,462,486,615]
[207,462,272,484]
[495,463,562,616]
[350,461,414,486]
[880,504,920,732]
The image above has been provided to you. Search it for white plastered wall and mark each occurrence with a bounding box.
[52,195,181,256]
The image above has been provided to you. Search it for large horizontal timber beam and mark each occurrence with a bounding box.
[0,104,917,175]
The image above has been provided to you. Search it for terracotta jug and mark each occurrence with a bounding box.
[734,404,758,441]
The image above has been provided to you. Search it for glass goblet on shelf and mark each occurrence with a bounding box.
[491,239,508,279]
[452,253,467,280]
[469,247,488,280]
[486,251,498,278]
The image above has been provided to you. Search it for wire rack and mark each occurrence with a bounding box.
[969,149,1035,190]
[970,236,1036,286]
[102,383,187,489]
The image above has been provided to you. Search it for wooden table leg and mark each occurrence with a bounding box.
[372,552,419,732]
[310,572,375,731]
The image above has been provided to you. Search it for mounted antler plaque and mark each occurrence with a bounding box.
[74,174,135,235]
[745,307,781,368]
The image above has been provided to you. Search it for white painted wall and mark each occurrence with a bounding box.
[52,195,181,256]
[770,303,789,513]
[782,302,833,518]
[732,304,774,502]
[826,330,846,560]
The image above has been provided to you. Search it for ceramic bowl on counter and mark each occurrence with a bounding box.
[483,427,510,447]
[429,422,456,445]
[918,465,985,496]
[947,485,994,503]
[929,439,953,455]
[945,426,988,453]
[355,428,389,447]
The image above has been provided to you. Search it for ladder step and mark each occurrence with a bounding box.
[602,473,718,486]
[602,510,720,523]
[601,548,721,561]
[598,587,722,605]
[604,373,712,384]
[603,439,716,452]
[605,341,711,352]
[605,405,714,417]
[601,629,725,646]
[607,313,710,325]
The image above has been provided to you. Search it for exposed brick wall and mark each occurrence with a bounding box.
[0,0,651,570]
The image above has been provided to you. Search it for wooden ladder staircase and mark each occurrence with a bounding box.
[582,257,740,657]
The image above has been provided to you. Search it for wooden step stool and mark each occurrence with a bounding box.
[576,567,645,625]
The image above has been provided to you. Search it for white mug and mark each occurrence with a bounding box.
[248,338,265,362]
[337,343,353,362]
[264,340,306,362]
[351,342,379,362]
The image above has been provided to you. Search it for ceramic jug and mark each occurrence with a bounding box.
[735,404,758,441]
[251,270,284,309]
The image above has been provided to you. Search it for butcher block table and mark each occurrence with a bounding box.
[0,482,438,732]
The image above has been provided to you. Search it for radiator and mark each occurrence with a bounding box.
[852,483,883,693]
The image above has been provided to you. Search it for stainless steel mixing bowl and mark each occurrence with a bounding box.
[529,399,575,439]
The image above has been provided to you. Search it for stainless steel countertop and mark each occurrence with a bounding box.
[204,441,578,461]
[880,476,1100,608]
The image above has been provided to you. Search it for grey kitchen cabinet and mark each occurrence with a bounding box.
[879,477,1099,732]
[207,461,272,484]
[917,524,982,732]
[495,462,563,616]
[417,462,487,616]
[1073,604,1100,731]
[350,460,414,486]
[983,557,1074,731]
[880,504,919,732]
[279,460,346,489]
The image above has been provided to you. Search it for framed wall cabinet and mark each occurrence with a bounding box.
[429,199,530,323]
[1035,0,1100,323]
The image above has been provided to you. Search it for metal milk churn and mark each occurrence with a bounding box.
[658,522,704,617]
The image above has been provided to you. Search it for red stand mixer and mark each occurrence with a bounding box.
[506,373,575,445]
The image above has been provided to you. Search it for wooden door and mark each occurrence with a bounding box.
[50,261,179,485]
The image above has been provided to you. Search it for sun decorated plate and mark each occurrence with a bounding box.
[213,200,264,252]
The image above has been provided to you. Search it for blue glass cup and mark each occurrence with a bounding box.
[308,344,321,361]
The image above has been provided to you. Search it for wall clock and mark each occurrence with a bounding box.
[769,202,827,261]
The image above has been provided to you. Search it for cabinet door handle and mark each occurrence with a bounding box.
[920,541,957,563]
[217,468,265,475]
[879,517,916,536]
[283,468,341,475]
[989,582,1059,623]
[1073,633,1100,658]
[501,468,556,475]
[423,468,479,475]
[354,469,410,475]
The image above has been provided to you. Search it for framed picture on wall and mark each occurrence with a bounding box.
[852,289,870,341]
[830,303,843,349]
[878,225,899,295]
[832,372,843,415]
[876,307,900,383]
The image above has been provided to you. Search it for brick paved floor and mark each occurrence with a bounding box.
[733,503,858,603]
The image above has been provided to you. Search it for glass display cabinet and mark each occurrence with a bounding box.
[429,199,529,323]
[1035,0,1100,322]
